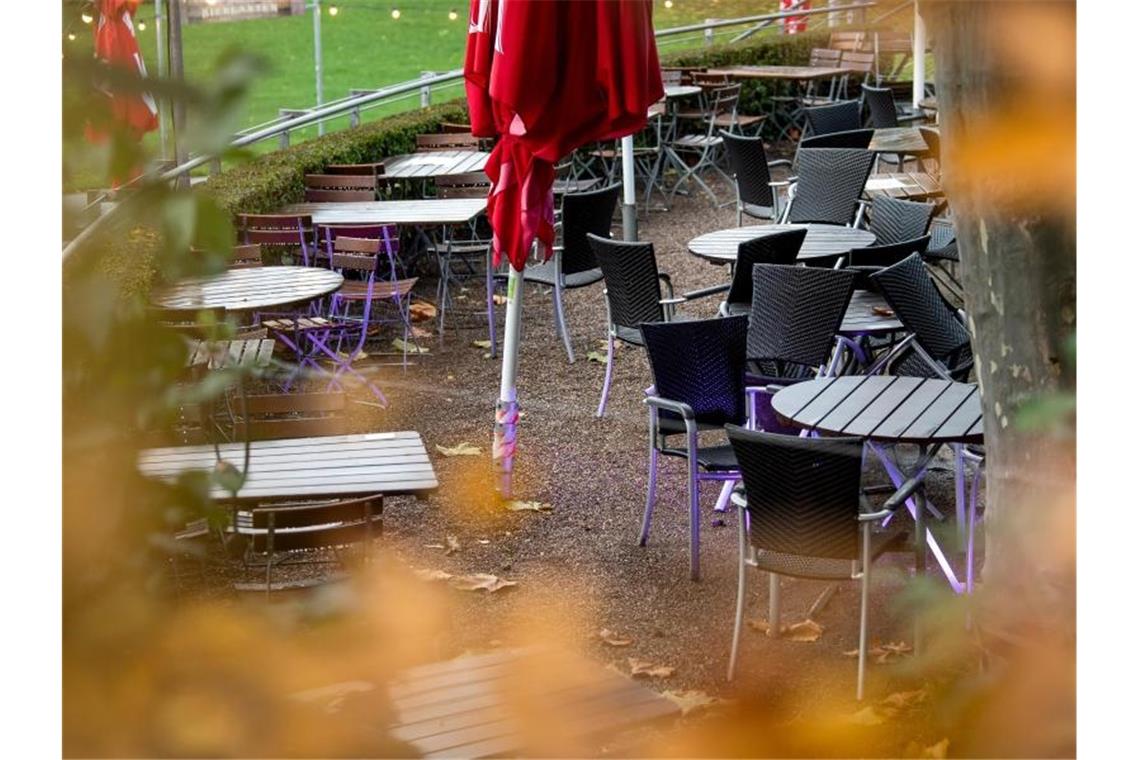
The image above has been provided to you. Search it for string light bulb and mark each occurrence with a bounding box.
[448,10,458,21]
[81,12,94,24]
[67,32,77,41]
[664,0,674,8]
[138,21,146,31]
[391,8,401,19]
[328,5,338,15]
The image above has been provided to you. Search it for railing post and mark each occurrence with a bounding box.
[210,158,222,175]
[704,19,716,47]
[420,71,433,108]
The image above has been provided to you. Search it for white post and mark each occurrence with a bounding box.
[154,0,169,160]
[913,0,927,108]
[493,259,528,498]
[313,0,325,135]
[620,134,637,241]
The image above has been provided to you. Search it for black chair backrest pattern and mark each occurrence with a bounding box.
[561,185,620,276]
[786,148,875,226]
[588,234,665,332]
[847,235,932,269]
[799,128,874,150]
[727,426,864,560]
[726,229,807,310]
[748,264,856,379]
[862,84,899,128]
[870,253,973,378]
[641,316,749,427]
[721,131,775,210]
[804,100,862,136]
[236,494,382,553]
[868,196,936,245]
[919,125,941,164]
[926,217,958,261]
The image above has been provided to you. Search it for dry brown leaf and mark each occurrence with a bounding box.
[880,689,927,711]
[597,628,633,647]
[393,338,429,354]
[471,339,492,349]
[586,350,608,364]
[492,293,508,305]
[921,738,950,759]
[845,706,886,726]
[747,618,771,634]
[445,535,461,555]
[843,640,912,664]
[782,619,823,642]
[408,301,438,322]
[662,689,728,716]
[411,326,434,339]
[436,442,482,457]
[628,658,675,679]
[414,569,453,583]
[450,573,517,592]
[506,500,552,513]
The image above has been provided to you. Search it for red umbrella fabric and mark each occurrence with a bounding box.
[87,0,159,142]
[465,0,663,271]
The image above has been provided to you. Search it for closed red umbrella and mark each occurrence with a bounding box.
[465,0,663,496]
[86,1,159,149]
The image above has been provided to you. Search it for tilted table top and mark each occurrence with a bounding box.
[282,198,487,226]
[868,127,930,155]
[706,65,851,81]
[382,150,489,179]
[151,266,343,313]
[687,223,876,263]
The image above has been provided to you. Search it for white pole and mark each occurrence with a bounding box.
[493,259,528,498]
[620,134,637,241]
[313,0,325,136]
[155,0,169,160]
[913,0,926,108]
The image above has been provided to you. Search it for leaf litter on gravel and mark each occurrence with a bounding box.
[506,500,552,513]
[843,688,928,726]
[843,639,913,664]
[662,690,731,716]
[445,535,461,555]
[436,442,482,457]
[628,658,674,679]
[595,628,633,647]
[747,618,823,642]
[413,569,517,593]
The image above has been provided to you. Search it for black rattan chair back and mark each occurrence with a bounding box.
[641,316,749,427]
[862,84,899,128]
[867,196,935,244]
[800,128,874,150]
[721,131,775,210]
[727,426,864,560]
[804,100,862,136]
[748,264,856,378]
[926,217,958,260]
[848,235,931,268]
[870,253,973,379]
[726,229,807,310]
[588,233,665,333]
[561,184,620,276]
[786,148,875,226]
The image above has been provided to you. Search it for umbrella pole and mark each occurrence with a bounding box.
[494,262,527,498]
[620,135,638,240]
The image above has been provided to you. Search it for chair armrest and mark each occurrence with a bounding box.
[644,395,696,421]
[681,283,730,300]
[657,272,675,300]
[767,159,792,169]
[768,179,794,188]
[659,296,688,307]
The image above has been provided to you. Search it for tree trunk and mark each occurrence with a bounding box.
[925,0,1075,617]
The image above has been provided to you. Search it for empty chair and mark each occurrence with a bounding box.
[416,133,481,152]
[918,125,941,176]
[640,316,749,581]
[430,172,494,340]
[804,100,862,137]
[303,174,377,202]
[866,195,936,245]
[724,426,907,699]
[720,131,792,225]
[781,148,876,226]
[660,68,683,87]
[799,128,874,150]
[666,85,738,204]
[191,243,264,270]
[232,391,349,441]
[721,229,807,316]
[491,184,619,363]
[800,47,845,106]
[434,171,491,198]
[839,49,875,100]
[846,235,932,290]
[236,214,314,266]
[922,216,961,302]
[861,84,925,128]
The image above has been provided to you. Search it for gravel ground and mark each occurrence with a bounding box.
[187,169,982,756]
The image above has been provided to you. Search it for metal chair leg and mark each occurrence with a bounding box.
[688,442,701,581]
[857,526,872,701]
[728,507,748,681]
[553,282,574,363]
[767,573,781,638]
[595,332,616,417]
[640,435,658,546]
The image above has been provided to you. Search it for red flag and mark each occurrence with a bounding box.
[464,0,663,271]
[86,0,159,143]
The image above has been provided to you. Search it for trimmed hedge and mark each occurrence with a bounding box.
[203,100,470,215]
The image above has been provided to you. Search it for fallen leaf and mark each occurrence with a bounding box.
[471,339,492,349]
[423,543,445,550]
[506,500,552,513]
[596,628,633,647]
[393,338,429,354]
[662,690,728,716]
[436,442,482,457]
[586,350,608,364]
[408,301,438,322]
[747,619,771,634]
[782,619,823,642]
[843,640,913,664]
[482,352,492,359]
[477,539,491,545]
[921,738,950,759]
[414,569,453,583]
[880,689,927,711]
[628,658,675,679]
[493,293,508,305]
[450,573,517,592]
[845,706,886,726]
[411,326,434,339]
[445,535,461,555]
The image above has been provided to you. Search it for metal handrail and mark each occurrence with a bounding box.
[64,1,875,261]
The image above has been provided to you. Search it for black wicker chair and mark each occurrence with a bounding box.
[866,195,936,245]
[846,235,932,291]
[722,229,807,316]
[803,100,863,137]
[640,316,750,581]
[861,84,925,128]
[922,216,961,302]
[721,131,792,225]
[799,128,874,151]
[746,264,856,430]
[724,426,907,698]
[781,148,876,226]
[491,184,619,362]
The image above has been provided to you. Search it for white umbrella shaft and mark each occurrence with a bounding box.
[494,263,527,497]
[620,134,638,240]
[913,1,927,107]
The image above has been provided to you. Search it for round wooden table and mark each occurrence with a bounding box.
[687,223,876,264]
[152,266,344,313]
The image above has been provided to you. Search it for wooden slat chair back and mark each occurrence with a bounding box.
[324,162,385,177]
[439,121,474,134]
[314,224,400,265]
[841,50,876,75]
[191,243,264,269]
[415,133,481,152]
[829,31,866,52]
[810,47,844,67]
[660,68,683,86]
[692,71,730,89]
[235,494,384,555]
[304,173,377,202]
[232,392,348,441]
[330,236,384,274]
[236,214,315,265]
[435,171,492,199]
[661,66,699,85]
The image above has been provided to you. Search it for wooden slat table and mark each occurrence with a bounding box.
[688,223,876,264]
[864,172,944,201]
[663,84,702,98]
[386,649,680,758]
[869,127,930,155]
[706,65,851,82]
[382,150,489,179]
[186,338,276,372]
[152,266,344,314]
[139,432,438,501]
[282,198,486,227]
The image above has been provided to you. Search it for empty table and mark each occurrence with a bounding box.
[864,172,944,201]
[841,290,903,335]
[706,65,851,82]
[152,266,343,313]
[688,223,876,264]
[663,84,702,99]
[282,198,486,227]
[139,432,439,502]
[382,150,489,179]
[869,127,929,155]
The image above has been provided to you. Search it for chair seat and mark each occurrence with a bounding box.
[337,277,418,301]
[430,241,490,256]
[662,443,739,472]
[675,109,706,121]
[261,316,337,332]
[725,301,749,316]
[657,417,724,436]
[494,262,605,289]
[741,202,776,221]
[754,528,908,581]
[713,113,767,128]
[673,134,724,149]
[799,95,835,107]
[614,324,646,346]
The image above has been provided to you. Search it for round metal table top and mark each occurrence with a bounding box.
[152,266,344,313]
[771,376,983,445]
[687,224,877,263]
[841,290,903,334]
[663,85,702,99]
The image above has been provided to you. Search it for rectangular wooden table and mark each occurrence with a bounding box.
[281,198,486,227]
[706,64,851,81]
[383,150,489,179]
[138,432,438,502]
[869,127,930,155]
[864,171,944,201]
